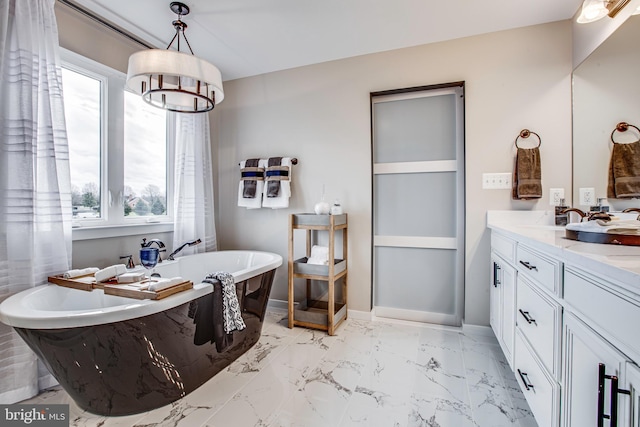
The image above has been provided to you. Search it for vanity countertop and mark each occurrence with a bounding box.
[487,210,640,292]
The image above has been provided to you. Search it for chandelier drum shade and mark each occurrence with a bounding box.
[126,2,224,113]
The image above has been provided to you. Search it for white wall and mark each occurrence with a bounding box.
[56,1,573,325]
[216,21,573,325]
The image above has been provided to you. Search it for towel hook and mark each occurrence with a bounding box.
[514,129,541,149]
[610,122,640,144]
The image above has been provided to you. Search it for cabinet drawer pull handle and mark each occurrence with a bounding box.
[598,364,605,427]
[598,363,631,427]
[519,260,538,271]
[518,309,537,325]
[493,262,501,287]
[517,369,534,391]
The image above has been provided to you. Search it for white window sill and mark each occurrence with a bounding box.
[72,222,174,241]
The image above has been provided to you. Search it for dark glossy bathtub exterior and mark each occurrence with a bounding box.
[14,269,275,416]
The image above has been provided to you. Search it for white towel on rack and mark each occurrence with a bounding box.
[262,157,292,209]
[237,159,266,209]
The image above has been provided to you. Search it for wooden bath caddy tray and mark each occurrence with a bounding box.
[48,274,124,290]
[48,275,193,300]
[103,280,193,300]
[48,274,99,291]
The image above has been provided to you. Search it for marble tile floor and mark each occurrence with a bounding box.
[21,309,537,427]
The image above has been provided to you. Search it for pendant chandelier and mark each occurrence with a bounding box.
[576,0,631,23]
[126,2,224,113]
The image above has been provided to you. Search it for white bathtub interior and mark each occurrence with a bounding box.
[0,251,282,329]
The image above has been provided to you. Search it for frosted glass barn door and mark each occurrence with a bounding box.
[372,85,464,326]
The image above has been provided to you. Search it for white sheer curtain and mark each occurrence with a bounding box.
[172,112,217,255]
[0,0,72,403]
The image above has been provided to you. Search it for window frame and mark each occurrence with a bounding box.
[61,48,174,241]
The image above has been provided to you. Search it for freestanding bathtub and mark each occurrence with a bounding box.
[0,250,282,416]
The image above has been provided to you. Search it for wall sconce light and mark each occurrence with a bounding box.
[126,2,224,113]
[577,0,632,23]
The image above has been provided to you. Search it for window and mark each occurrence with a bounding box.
[61,49,173,240]
[62,67,102,219]
[123,91,168,217]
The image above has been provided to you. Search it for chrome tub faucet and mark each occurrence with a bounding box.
[140,238,166,263]
[168,239,202,260]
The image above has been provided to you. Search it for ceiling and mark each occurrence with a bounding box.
[71,0,583,81]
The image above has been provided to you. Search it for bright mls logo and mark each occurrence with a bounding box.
[1,405,68,426]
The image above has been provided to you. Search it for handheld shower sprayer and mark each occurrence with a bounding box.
[167,238,202,260]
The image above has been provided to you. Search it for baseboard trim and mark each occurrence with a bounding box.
[267,300,489,335]
[268,300,373,322]
[267,299,289,311]
[461,322,494,337]
[347,309,372,321]
[373,306,459,326]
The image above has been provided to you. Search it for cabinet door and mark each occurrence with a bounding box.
[501,261,516,367]
[563,313,630,427]
[490,255,502,342]
[490,254,516,368]
[627,362,640,427]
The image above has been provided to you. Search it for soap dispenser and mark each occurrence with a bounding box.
[590,198,609,213]
[555,198,569,226]
[330,199,343,215]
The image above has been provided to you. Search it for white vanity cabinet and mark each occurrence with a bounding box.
[490,233,517,368]
[562,312,630,427]
[516,274,562,378]
[512,242,562,426]
[626,363,640,427]
[489,218,640,427]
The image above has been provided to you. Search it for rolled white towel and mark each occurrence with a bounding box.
[147,277,185,292]
[307,245,329,265]
[94,264,127,282]
[63,267,99,279]
[116,271,146,283]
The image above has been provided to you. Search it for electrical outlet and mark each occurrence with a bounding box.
[579,187,595,206]
[549,188,565,205]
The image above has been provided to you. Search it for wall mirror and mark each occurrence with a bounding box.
[573,14,640,212]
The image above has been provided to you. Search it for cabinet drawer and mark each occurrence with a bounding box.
[491,233,516,264]
[517,276,562,378]
[515,330,559,427]
[565,266,640,363]
[516,244,561,295]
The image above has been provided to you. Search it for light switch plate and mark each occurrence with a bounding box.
[579,187,595,206]
[483,173,512,189]
[550,188,564,205]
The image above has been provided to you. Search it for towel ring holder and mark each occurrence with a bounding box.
[514,129,541,149]
[610,122,640,144]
